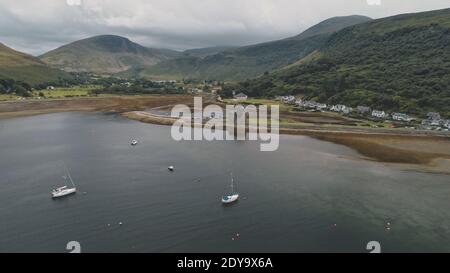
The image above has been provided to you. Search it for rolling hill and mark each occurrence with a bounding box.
[228,8,450,116]
[40,35,182,74]
[140,15,372,81]
[0,43,71,85]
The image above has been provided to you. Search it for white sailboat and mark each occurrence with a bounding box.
[222,172,239,204]
[52,166,77,198]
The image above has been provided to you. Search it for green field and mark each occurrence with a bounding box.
[36,86,100,98]
[0,94,19,101]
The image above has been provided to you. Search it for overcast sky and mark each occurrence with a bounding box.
[0,0,449,55]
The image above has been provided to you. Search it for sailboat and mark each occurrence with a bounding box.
[51,166,77,198]
[222,172,239,204]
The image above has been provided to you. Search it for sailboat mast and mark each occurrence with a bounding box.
[64,165,76,188]
[230,172,234,194]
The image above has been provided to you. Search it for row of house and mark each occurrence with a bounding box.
[280,96,419,122]
[152,80,177,84]
[279,96,449,130]
[422,112,450,129]
[297,99,328,111]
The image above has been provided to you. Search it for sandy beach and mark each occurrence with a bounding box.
[0,95,192,119]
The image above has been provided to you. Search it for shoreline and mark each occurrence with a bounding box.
[1,96,449,174]
[0,95,193,119]
[122,110,450,174]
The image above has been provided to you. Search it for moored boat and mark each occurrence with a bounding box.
[222,172,239,204]
[51,166,77,199]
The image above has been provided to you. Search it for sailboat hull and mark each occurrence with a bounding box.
[52,188,77,198]
[222,194,239,204]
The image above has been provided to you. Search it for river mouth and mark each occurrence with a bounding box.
[1,112,450,253]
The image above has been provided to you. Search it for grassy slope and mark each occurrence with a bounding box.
[141,16,372,81]
[232,8,450,117]
[0,43,71,85]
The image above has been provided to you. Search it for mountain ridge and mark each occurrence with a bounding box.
[40,35,182,74]
[139,15,372,81]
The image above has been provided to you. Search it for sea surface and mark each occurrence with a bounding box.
[0,112,449,253]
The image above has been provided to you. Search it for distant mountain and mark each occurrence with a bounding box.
[40,35,182,74]
[228,8,450,116]
[140,15,372,81]
[0,43,70,85]
[182,46,237,58]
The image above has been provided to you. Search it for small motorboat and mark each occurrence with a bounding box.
[131,140,138,146]
[222,172,239,204]
[51,166,77,199]
[168,166,175,171]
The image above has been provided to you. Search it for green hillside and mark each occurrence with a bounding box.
[141,15,372,81]
[228,8,450,116]
[182,46,236,58]
[40,35,182,74]
[0,43,71,85]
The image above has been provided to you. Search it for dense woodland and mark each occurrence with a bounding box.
[226,9,450,117]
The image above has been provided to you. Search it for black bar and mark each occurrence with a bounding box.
[0,253,445,272]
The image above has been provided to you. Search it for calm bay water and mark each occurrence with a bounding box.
[0,112,449,253]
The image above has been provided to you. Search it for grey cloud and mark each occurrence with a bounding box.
[0,0,449,55]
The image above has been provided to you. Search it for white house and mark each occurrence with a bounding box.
[427,112,441,121]
[331,104,353,114]
[392,112,413,122]
[295,99,304,106]
[357,106,371,115]
[233,93,248,101]
[372,110,387,119]
[281,96,296,104]
[444,120,450,129]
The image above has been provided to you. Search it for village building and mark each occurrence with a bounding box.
[233,93,248,101]
[392,112,413,122]
[372,110,387,119]
[427,112,441,121]
[190,88,203,94]
[422,112,444,127]
[281,95,296,104]
[444,120,450,129]
[295,99,327,111]
[357,106,371,115]
[331,104,353,114]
